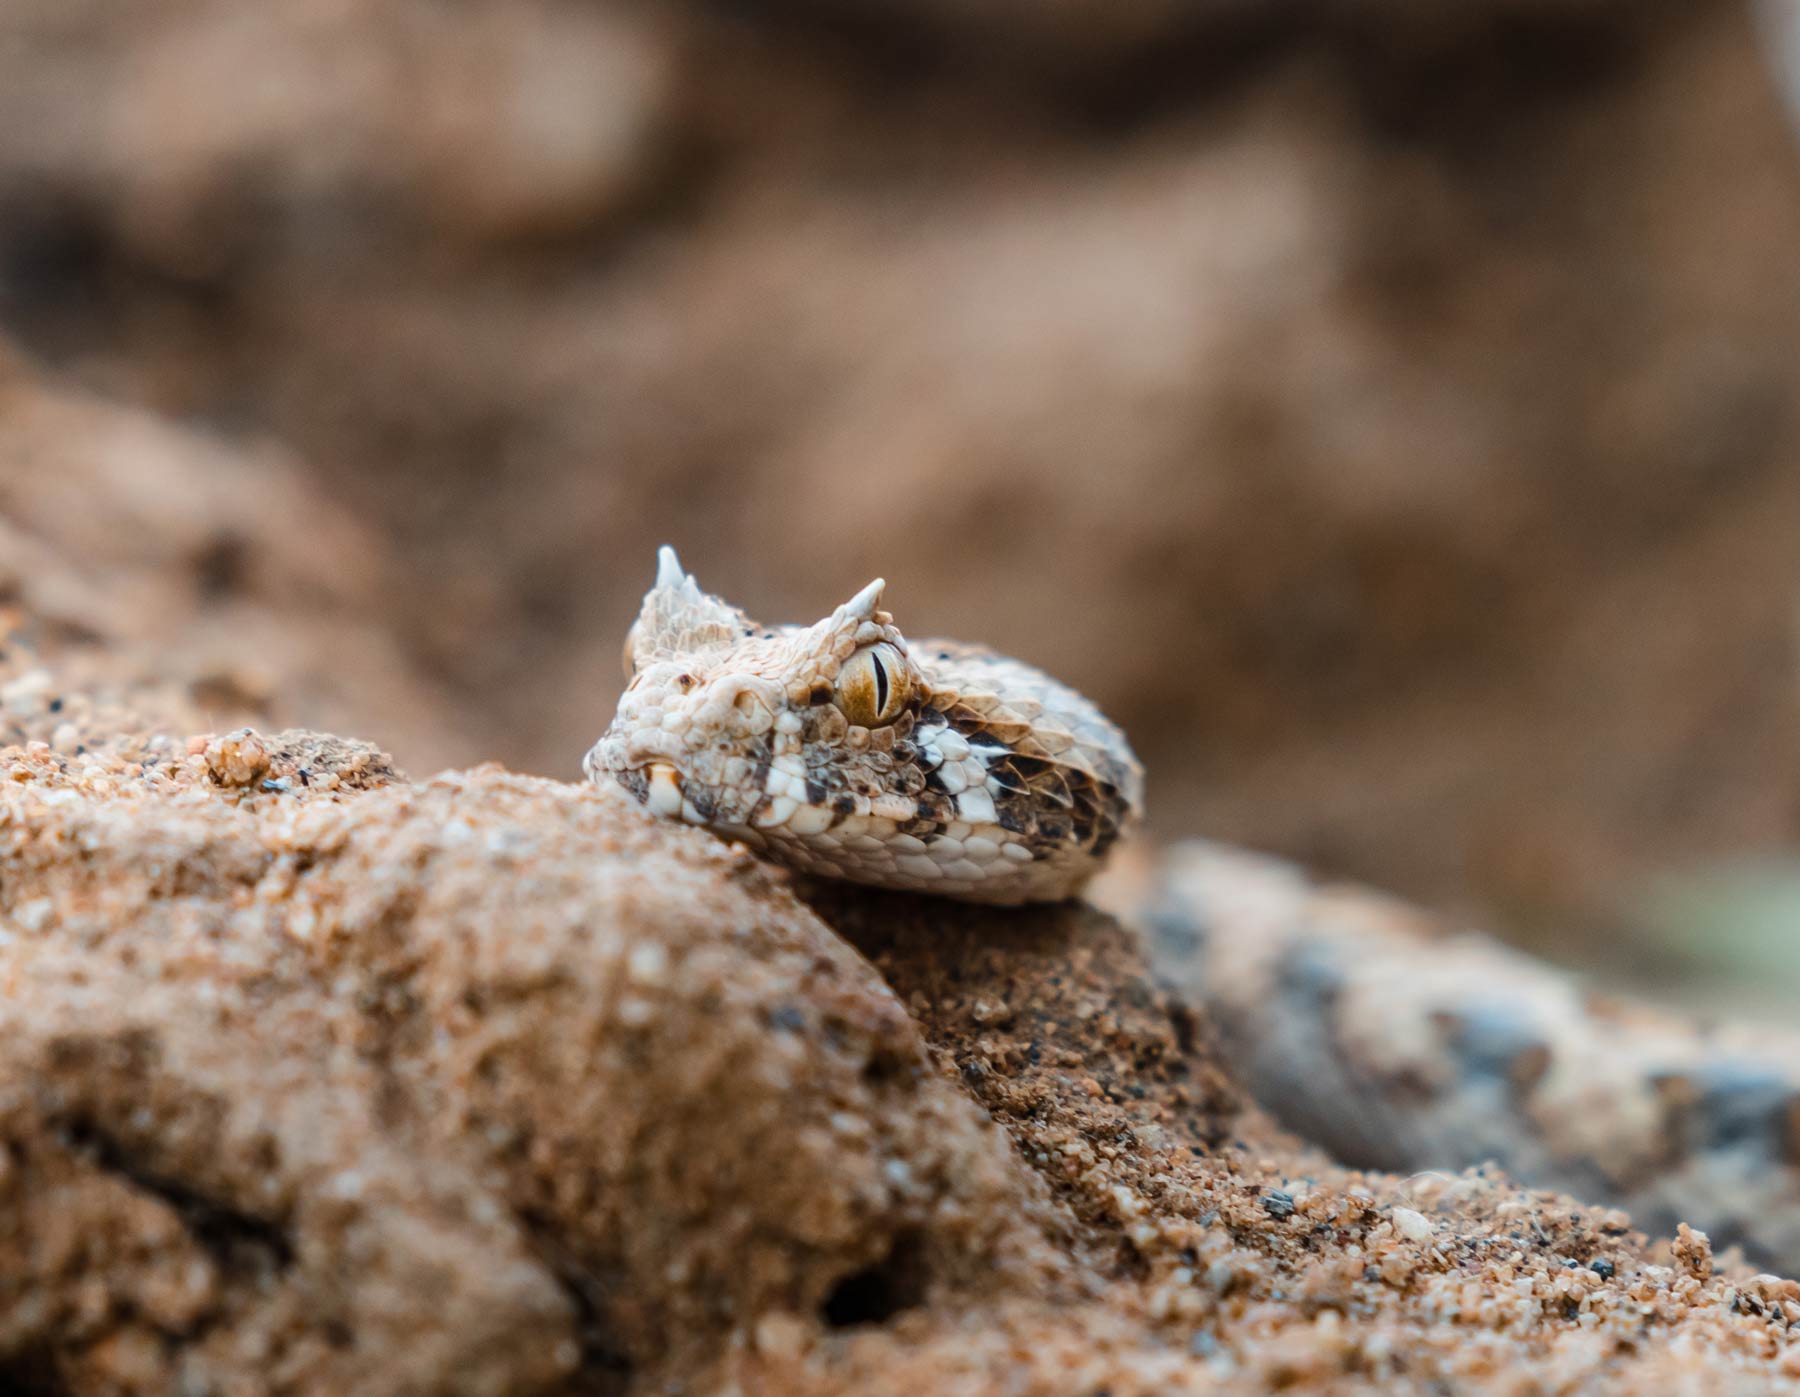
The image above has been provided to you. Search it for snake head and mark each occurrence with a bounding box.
[586,546,923,831]
[587,545,1141,903]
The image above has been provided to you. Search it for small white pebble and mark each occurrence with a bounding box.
[15,899,52,933]
[324,1170,366,1201]
[626,942,668,984]
[753,1312,809,1360]
[1392,1207,1433,1241]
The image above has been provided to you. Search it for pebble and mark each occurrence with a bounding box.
[1393,1207,1433,1242]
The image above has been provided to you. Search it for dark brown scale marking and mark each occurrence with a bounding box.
[914,791,954,825]
[983,762,1029,797]
[1091,799,1126,857]
[898,811,947,838]
[832,794,857,815]
[809,682,832,705]
[805,778,828,805]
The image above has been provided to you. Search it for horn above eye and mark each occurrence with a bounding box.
[833,643,909,728]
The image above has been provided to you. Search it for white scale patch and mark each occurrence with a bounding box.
[955,787,998,825]
[907,727,1022,856]
[917,725,1012,828]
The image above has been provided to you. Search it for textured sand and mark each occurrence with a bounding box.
[1,608,1797,1394]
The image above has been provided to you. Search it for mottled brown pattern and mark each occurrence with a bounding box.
[1133,840,1800,1276]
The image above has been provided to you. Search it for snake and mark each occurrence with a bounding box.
[588,548,1800,1274]
[586,546,1143,904]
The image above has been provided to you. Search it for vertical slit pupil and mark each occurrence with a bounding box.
[872,654,890,715]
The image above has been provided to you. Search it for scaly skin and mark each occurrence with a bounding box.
[586,547,1143,903]
[1140,840,1800,1275]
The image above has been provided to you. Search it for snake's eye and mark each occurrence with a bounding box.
[833,643,909,728]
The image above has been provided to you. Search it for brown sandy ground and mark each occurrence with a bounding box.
[1,611,1798,1395]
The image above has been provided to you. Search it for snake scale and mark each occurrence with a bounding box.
[589,549,1800,1275]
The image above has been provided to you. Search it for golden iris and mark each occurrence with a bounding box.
[833,643,909,727]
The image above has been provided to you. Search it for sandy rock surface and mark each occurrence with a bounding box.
[3,621,1799,1395]
[0,704,1060,1391]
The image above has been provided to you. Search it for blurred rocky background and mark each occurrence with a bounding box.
[3,0,1799,1006]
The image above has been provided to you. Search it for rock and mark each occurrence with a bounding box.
[1,620,1798,1390]
[0,650,1066,1390]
